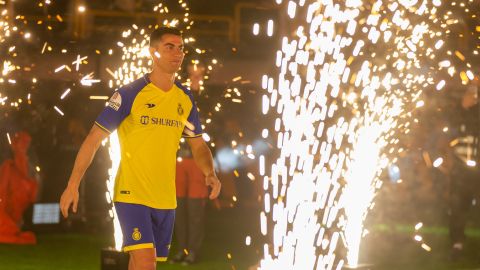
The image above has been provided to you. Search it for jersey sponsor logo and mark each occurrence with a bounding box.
[120,190,130,194]
[140,115,150,125]
[177,103,184,115]
[108,92,122,111]
[146,103,156,108]
[140,115,183,128]
[132,228,142,241]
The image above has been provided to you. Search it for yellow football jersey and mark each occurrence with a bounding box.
[95,75,203,209]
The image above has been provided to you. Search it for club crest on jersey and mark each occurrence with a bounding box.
[108,92,122,111]
[132,228,142,241]
[177,103,184,116]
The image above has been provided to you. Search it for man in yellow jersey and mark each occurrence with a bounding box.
[59,27,221,270]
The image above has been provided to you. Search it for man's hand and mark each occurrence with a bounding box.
[205,174,221,200]
[60,184,79,218]
[58,125,108,218]
[187,136,221,199]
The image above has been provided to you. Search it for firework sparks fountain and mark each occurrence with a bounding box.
[258,0,474,269]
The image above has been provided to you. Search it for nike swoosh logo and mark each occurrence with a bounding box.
[146,103,156,108]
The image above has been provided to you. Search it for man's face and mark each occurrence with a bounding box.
[150,34,185,74]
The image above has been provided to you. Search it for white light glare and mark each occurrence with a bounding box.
[253,23,260,36]
[432,157,443,168]
[267,20,274,37]
[467,160,476,167]
[421,243,432,252]
[415,222,423,230]
[436,80,445,91]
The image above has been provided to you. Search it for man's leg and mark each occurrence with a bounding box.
[173,160,188,262]
[185,198,206,263]
[129,248,156,270]
[152,209,175,262]
[449,166,474,259]
[449,191,469,245]
[175,198,188,250]
[114,203,156,269]
[170,197,187,262]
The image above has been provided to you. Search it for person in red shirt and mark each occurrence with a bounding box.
[0,131,37,244]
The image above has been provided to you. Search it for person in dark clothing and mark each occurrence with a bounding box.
[170,148,209,265]
[448,80,480,259]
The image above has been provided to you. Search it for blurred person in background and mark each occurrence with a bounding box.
[170,146,209,265]
[0,132,38,244]
[447,77,480,260]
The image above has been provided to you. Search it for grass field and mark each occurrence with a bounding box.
[1,208,480,270]
[0,233,251,270]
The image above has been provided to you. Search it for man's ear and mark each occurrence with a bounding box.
[149,46,161,59]
[149,47,156,58]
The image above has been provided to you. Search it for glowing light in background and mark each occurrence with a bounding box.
[267,19,274,37]
[253,23,260,36]
[258,0,474,268]
[1,5,15,88]
[433,157,444,168]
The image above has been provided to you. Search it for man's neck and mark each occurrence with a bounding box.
[149,69,175,92]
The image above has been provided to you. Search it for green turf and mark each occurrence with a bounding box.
[1,208,480,270]
[360,225,480,270]
[0,234,109,270]
[0,232,250,270]
[0,208,258,270]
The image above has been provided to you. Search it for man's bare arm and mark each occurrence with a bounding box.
[186,136,221,199]
[60,125,109,218]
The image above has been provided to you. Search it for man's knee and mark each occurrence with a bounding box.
[129,248,156,270]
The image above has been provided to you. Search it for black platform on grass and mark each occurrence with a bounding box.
[101,248,129,270]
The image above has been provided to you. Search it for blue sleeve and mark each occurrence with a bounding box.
[183,94,203,138]
[95,88,131,133]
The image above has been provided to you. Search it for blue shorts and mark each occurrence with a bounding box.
[114,202,175,261]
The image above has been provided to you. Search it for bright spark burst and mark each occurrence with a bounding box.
[106,132,122,251]
[0,3,39,111]
[1,6,15,85]
[259,0,475,269]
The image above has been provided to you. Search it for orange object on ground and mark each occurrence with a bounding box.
[175,158,208,198]
[0,132,37,244]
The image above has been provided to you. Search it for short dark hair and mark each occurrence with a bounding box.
[149,26,182,47]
